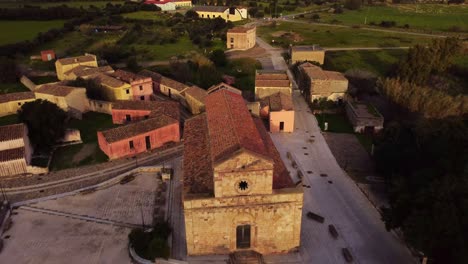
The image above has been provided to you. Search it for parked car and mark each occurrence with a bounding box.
[306,211,325,223]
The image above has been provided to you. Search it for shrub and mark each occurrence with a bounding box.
[344,0,361,10]
[379,20,396,28]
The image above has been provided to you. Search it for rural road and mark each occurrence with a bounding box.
[257,37,415,263]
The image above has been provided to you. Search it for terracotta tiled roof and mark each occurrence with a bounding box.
[228,26,255,34]
[64,65,114,78]
[111,69,150,83]
[56,55,96,66]
[90,73,127,88]
[261,92,293,111]
[183,86,207,103]
[253,117,294,189]
[207,82,241,95]
[192,6,228,12]
[0,124,24,142]
[183,114,213,195]
[35,84,83,97]
[0,147,25,162]
[255,70,291,88]
[299,63,347,81]
[100,115,178,143]
[138,70,163,82]
[112,100,180,121]
[160,77,188,92]
[255,79,291,88]
[205,90,268,163]
[0,92,35,104]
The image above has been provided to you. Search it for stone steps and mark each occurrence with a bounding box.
[229,250,264,264]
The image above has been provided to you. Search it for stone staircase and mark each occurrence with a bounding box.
[229,250,265,264]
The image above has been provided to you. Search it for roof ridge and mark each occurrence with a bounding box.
[224,91,242,155]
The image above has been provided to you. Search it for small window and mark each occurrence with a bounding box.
[230,38,234,43]
[140,96,145,100]
[129,140,134,149]
[17,102,21,106]
[126,115,131,122]
[126,89,130,94]
[139,85,143,91]
[144,115,149,119]
[201,14,204,18]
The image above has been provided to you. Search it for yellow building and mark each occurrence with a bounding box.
[255,70,292,100]
[0,92,35,117]
[90,73,133,101]
[183,90,303,256]
[63,65,114,81]
[55,54,98,81]
[192,6,248,22]
[35,84,89,113]
[290,45,325,65]
[182,86,207,114]
[227,26,256,50]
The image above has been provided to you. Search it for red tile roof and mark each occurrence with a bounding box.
[100,115,178,143]
[183,86,208,103]
[56,54,96,66]
[207,82,241,95]
[0,124,24,142]
[111,69,150,83]
[35,84,83,97]
[261,92,294,111]
[255,70,291,88]
[0,147,25,162]
[205,90,268,163]
[0,92,35,104]
[112,100,180,121]
[183,114,213,195]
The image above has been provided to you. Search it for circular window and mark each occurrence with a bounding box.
[238,181,248,191]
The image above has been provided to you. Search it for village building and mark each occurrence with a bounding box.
[89,73,133,101]
[183,90,303,256]
[0,92,36,117]
[110,70,153,101]
[34,84,89,113]
[97,114,180,160]
[255,70,292,100]
[158,76,189,101]
[260,92,294,133]
[182,86,208,115]
[226,26,256,50]
[0,124,33,177]
[55,54,98,81]
[40,50,56,62]
[62,65,114,80]
[138,69,163,94]
[345,100,384,134]
[111,100,180,125]
[207,82,242,95]
[290,45,325,65]
[297,62,348,102]
[192,6,248,22]
[145,0,192,11]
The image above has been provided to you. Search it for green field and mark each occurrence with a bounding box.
[324,49,406,76]
[318,4,468,32]
[0,83,30,94]
[0,20,65,45]
[258,21,436,48]
[123,11,167,21]
[0,1,124,8]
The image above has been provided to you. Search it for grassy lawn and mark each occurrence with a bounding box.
[324,49,406,76]
[318,4,468,32]
[220,57,262,92]
[132,36,200,61]
[0,20,66,45]
[316,113,355,133]
[0,83,30,94]
[0,114,20,126]
[123,11,167,21]
[49,112,118,171]
[0,1,124,8]
[257,21,436,48]
[28,76,59,84]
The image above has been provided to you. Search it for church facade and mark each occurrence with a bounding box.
[183,90,303,255]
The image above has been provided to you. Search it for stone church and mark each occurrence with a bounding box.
[183,89,303,256]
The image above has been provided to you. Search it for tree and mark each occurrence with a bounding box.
[184,9,199,20]
[209,49,227,67]
[344,0,362,10]
[68,77,106,101]
[126,56,140,72]
[0,57,19,82]
[18,99,68,151]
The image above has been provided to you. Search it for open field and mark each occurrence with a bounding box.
[257,21,436,48]
[0,82,30,94]
[0,20,65,45]
[0,1,124,8]
[50,112,117,171]
[317,4,468,32]
[123,11,167,21]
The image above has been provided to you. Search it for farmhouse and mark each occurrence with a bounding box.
[145,0,192,11]
[63,65,114,80]
[297,62,348,102]
[34,84,89,113]
[192,6,248,22]
[255,70,292,100]
[138,69,164,94]
[345,101,384,134]
[183,89,303,256]
[89,73,133,101]
[111,100,180,124]
[226,26,256,50]
[97,114,180,160]
[111,70,153,101]
[0,124,33,177]
[159,76,189,101]
[182,86,208,115]
[260,92,294,133]
[290,45,325,65]
[55,54,98,81]
[0,92,35,117]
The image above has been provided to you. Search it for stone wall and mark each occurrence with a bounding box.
[88,99,113,114]
[255,87,291,100]
[345,102,384,133]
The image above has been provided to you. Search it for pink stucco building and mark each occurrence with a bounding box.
[260,92,294,133]
[111,70,153,101]
[111,100,179,124]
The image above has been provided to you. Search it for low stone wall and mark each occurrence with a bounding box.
[20,75,36,91]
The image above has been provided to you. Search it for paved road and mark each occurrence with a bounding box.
[257,39,414,263]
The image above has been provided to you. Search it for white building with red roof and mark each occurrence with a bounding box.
[144,0,191,11]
